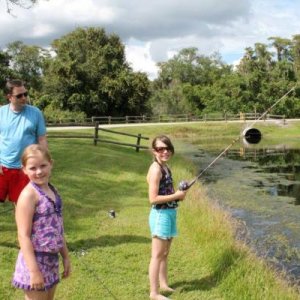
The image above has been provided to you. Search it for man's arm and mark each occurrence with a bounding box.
[38,135,48,149]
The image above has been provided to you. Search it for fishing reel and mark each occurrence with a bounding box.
[178,180,190,191]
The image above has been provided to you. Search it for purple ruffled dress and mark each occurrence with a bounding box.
[12,182,64,291]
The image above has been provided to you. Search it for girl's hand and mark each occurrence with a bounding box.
[62,257,71,278]
[175,190,187,201]
[29,270,45,290]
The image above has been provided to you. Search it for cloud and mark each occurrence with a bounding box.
[112,0,250,40]
[125,40,158,80]
[0,0,250,46]
[0,0,299,79]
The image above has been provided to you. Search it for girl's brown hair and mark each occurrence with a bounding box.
[151,135,175,154]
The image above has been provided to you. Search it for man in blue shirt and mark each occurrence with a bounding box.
[0,79,47,203]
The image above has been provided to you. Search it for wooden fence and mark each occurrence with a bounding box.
[93,122,149,152]
[47,122,149,152]
[46,112,286,126]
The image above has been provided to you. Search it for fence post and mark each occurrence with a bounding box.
[126,116,129,123]
[283,115,286,125]
[136,133,141,152]
[240,112,245,122]
[108,116,111,124]
[94,122,99,146]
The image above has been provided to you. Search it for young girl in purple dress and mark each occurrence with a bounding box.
[147,135,188,300]
[12,144,71,299]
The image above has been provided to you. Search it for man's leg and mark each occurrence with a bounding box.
[0,167,9,203]
[8,168,29,203]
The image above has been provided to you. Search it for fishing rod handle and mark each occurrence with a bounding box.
[178,180,190,191]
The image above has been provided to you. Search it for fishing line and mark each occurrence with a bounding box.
[246,86,296,130]
[75,249,119,300]
[179,85,297,191]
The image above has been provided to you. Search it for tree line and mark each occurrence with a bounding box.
[150,36,300,118]
[1,27,300,121]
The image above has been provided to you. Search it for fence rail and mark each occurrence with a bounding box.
[47,122,149,152]
[93,122,149,152]
[46,112,286,126]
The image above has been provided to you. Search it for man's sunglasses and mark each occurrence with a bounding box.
[13,92,28,99]
[154,147,171,153]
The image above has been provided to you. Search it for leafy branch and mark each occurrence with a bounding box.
[5,0,38,15]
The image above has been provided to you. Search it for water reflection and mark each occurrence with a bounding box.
[216,147,300,205]
[191,142,300,282]
[277,183,300,205]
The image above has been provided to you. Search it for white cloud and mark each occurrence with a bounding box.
[34,0,117,24]
[31,24,55,38]
[125,41,158,80]
[0,0,299,79]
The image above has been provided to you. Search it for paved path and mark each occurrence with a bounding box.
[47,118,298,131]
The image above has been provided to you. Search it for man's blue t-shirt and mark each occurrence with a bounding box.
[0,104,46,168]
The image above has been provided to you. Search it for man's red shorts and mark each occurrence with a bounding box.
[0,166,29,203]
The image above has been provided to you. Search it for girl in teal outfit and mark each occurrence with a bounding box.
[147,135,188,300]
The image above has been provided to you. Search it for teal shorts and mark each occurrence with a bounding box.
[149,207,177,240]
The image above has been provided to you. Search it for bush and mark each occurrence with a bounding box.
[44,106,87,123]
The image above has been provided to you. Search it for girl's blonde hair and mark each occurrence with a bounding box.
[22,144,52,166]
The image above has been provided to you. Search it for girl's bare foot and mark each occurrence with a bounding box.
[160,286,175,292]
[150,293,171,300]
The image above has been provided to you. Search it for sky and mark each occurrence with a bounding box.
[0,0,300,80]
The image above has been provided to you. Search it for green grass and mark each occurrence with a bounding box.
[1,121,300,299]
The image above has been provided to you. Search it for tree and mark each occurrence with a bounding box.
[0,49,16,104]
[149,79,193,115]
[291,34,300,81]
[5,41,49,91]
[0,50,13,88]
[151,48,231,115]
[268,36,292,62]
[198,73,248,114]
[43,27,150,117]
[156,48,228,87]
[4,0,38,14]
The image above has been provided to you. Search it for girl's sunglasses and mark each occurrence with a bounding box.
[13,92,28,99]
[154,147,171,153]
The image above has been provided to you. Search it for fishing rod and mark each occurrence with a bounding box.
[245,86,296,131]
[179,85,297,191]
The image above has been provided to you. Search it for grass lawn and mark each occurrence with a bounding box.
[1,121,300,299]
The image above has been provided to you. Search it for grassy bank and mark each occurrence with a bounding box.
[1,121,300,299]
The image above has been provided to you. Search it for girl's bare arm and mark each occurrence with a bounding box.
[16,187,44,288]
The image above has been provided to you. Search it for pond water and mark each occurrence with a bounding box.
[217,147,300,205]
[185,140,300,284]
